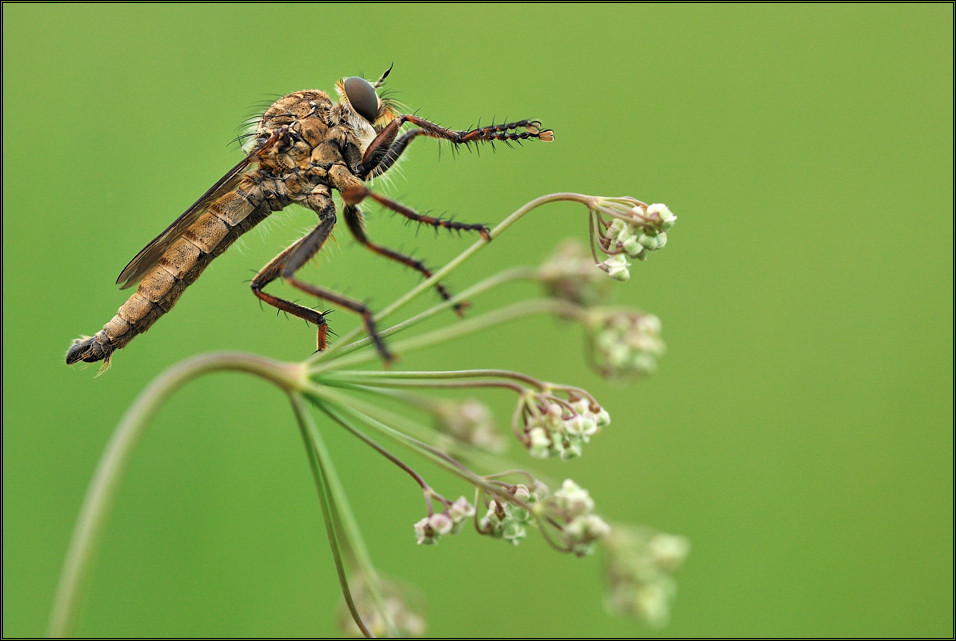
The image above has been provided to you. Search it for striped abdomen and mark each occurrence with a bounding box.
[66,185,270,366]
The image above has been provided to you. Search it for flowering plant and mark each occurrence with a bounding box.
[50,193,688,637]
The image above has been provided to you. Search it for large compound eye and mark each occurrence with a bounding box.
[343,76,379,123]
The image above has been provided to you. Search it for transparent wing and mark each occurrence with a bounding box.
[115,129,285,289]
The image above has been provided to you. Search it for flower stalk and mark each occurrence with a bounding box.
[51,192,685,637]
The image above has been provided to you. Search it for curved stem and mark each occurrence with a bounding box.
[48,353,305,638]
[290,394,374,638]
[314,264,535,365]
[340,380,527,398]
[309,192,588,365]
[313,298,585,372]
[356,266,536,356]
[323,368,546,389]
[309,386,531,511]
[316,393,473,482]
[318,400,429,491]
[296,403,396,636]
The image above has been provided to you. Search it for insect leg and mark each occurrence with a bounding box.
[250,220,334,352]
[342,203,468,316]
[332,164,491,240]
[283,264,394,364]
[360,128,426,179]
[251,192,393,362]
[360,115,553,179]
[370,189,491,241]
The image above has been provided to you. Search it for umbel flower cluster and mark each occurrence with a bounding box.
[51,193,688,638]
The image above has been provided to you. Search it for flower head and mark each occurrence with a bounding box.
[514,389,610,460]
[414,496,475,545]
[603,526,690,628]
[538,240,613,306]
[477,482,544,546]
[433,399,504,453]
[550,479,611,556]
[586,310,665,378]
[588,198,676,266]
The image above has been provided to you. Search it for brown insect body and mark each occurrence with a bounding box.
[67,71,552,368]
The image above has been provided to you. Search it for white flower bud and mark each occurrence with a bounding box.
[648,533,691,571]
[447,497,476,523]
[414,517,436,545]
[594,407,611,428]
[554,479,595,515]
[607,218,629,241]
[527,426,552,458]
[429,512,453,536]
[638,232,664,250]
[502,521,527,545]
[647,203,676,230]
[622,234,645,258]
[637,313,662,335]
[602,254,631,281]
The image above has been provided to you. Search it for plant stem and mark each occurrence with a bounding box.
[310,386,530,511]
[323,368,545,388]
[310,192,588,365]
[290,394,377,637]
[48,353,303,638]
[313,297,584,372]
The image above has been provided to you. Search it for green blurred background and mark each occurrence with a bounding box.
[3,3,952,637]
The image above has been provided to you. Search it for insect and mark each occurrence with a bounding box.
[66,67,553,368]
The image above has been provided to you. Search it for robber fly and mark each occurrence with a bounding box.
[66,67,553,369]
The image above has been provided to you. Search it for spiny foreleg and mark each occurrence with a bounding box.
[342,203,468,315]
[360,115,553,179]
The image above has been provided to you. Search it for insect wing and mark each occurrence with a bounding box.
[114,152,262,289]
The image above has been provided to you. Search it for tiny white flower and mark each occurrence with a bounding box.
[637,583,672,627]
[565,413,590,436]
[527,426,551,458]
[622,235,645,258]
[648,533,691,571]
[638,232,666,251]
[429,512,453,536]
[502,521,527,545]
[531,480,550,501]
[602,254,631,281]
[561,436,583,459]
[554,479,595,515]
[647,203,676,229]
[447,497,475,524]
[562,513,610,555]
[513,484,532,501]
[414,517,436,545]
[630,353,658,375]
